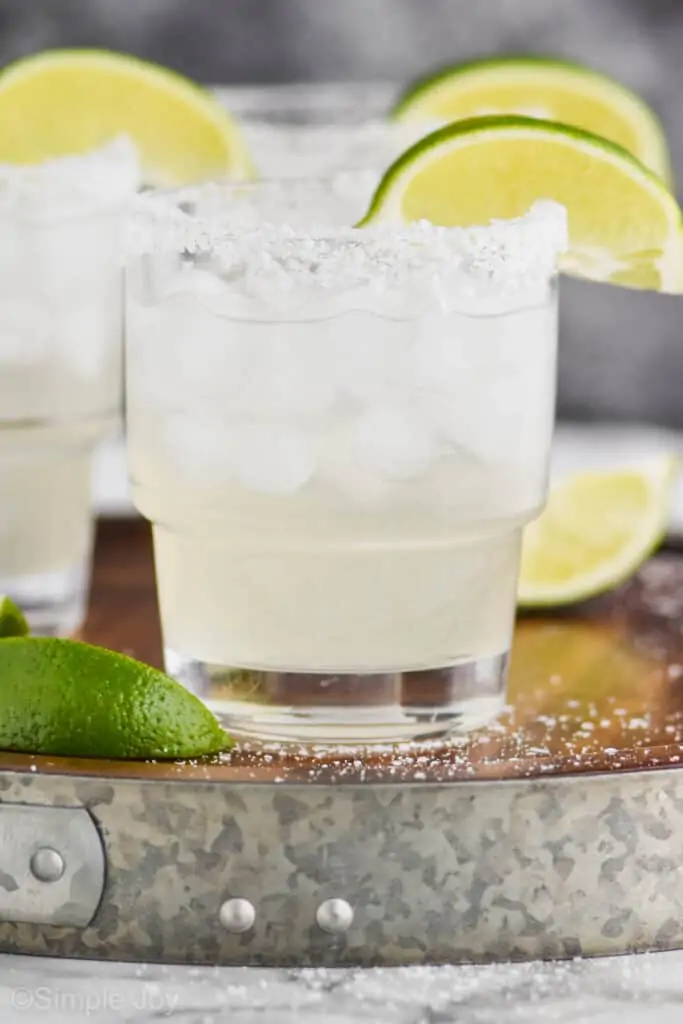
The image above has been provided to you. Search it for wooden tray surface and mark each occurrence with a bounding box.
[3,520,683,787]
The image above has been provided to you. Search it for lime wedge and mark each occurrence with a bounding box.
[518,457,679,607]
[392,57,673,183]
[0,49,253,184]
[359,117,683,292]
[0,637,232,760]
[0,596,29,639]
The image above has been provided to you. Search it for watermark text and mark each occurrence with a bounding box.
[11,983,179,1016]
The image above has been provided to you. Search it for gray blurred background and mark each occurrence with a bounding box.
[0,0,681,428]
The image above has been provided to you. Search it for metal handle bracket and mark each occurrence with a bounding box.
[0,804,105,926]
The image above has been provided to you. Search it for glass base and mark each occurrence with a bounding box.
[0,561,90,637]
[165,649,509,746]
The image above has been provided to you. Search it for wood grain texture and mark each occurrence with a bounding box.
[48,518,683,785]
[82,518,163,669]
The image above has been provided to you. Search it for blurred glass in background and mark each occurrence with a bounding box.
[0,0,681,428]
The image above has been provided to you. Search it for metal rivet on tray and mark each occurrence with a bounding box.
[30,848,65,883]
[219,898,255,933]
[316,898,354,934]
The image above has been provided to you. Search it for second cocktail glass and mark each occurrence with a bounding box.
[0,139,139,635]
[126,179,566,745]
[216,82,416,179]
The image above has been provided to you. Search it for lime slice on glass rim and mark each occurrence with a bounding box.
[359,116,683,292]
[518,456,679,607]
[0,596,29,639]
[0,49,254,184]
[391,56,673,183]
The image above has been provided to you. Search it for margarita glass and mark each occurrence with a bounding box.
[126,179,565,745]
[0,139,139,634]
[216,82,428,178]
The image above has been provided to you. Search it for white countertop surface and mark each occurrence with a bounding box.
[1,949,682,1022]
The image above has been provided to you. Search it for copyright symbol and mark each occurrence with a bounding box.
[12,988,33,1010]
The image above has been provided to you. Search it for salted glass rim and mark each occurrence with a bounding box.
[0,137,141,224]
[239,117,393,134]
[214,81,397,125]
[127,180,567,321]
[134,173,378,241]
[130,176,568,254]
